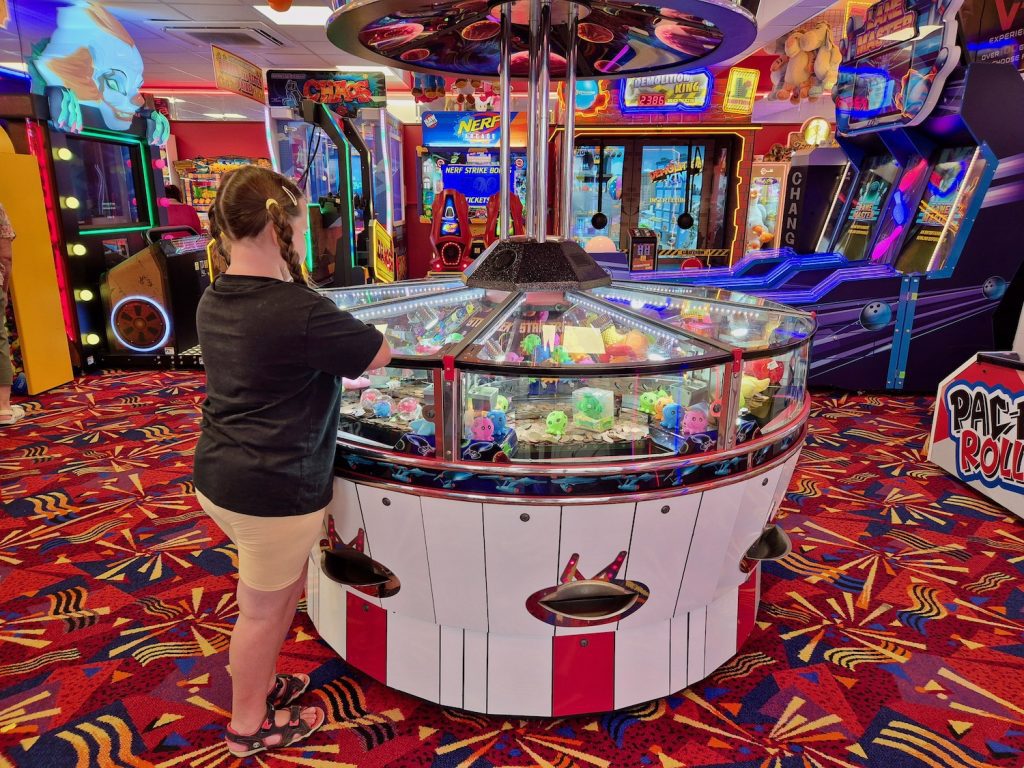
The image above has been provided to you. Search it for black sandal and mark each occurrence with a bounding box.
[268,673,310,707]
[225,703,325,757]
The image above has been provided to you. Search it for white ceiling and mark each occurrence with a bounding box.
[2,1,410,90]
[2,0,835,123]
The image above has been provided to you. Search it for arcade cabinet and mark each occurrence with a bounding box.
[101,227,211,366]
[429,189,473,274]
[301,99,370,287]
[483,191,525,246]
[656,0,1024,392]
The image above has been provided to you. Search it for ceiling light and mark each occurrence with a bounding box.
[0,61,27,72]
[203,112,225,118]
[223,113,247,119]
[254,4,332,25]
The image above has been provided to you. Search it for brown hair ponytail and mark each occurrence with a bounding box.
[208,165,308,284]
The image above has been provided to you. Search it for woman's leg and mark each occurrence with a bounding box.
[229,570,319,741]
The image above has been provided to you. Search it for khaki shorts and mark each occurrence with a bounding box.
[197,490,325,592]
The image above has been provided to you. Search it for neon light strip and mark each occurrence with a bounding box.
[761,264,898,304]
[380,111,393,231]
[306,203,316,273]
[25,119,76,343]
[79,127,159,229]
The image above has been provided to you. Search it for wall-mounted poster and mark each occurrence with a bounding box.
[212,45,265,104]
[960,0,1024,72]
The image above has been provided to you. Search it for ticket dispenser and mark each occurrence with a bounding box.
[484,191,525,246]
[429,189,474,273]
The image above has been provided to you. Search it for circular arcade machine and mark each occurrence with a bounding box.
[309,0,811,716]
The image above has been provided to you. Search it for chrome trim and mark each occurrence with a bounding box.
[336,433,805,507]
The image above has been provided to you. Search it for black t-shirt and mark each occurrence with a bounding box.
[194,275,383,517]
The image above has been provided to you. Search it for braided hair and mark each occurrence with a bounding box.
[208,165,308,284]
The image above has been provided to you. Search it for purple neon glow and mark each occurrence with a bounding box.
[601,44,631,72]
[762,264,897,304]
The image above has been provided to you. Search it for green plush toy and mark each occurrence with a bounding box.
[520,334,543,355]
[546,410,568,437]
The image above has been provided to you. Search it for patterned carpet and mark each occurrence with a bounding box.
[1,371,1024,768]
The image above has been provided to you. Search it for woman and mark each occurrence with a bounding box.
[164,184,205,234]
[194,166,390,756]
[0,201,23,426]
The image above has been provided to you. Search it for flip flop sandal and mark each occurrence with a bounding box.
[225,703,325,758]
[268,672,310,707]
[0,405,25,426]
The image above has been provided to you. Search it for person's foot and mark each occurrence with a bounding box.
[0,404,25,426]
[227,705,324,757]
[268,672,310,707]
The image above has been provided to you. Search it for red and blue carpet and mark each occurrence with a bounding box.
[1,372,1023,767]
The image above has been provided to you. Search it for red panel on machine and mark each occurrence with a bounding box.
[429,189,474,273]
[736,566,759,646]
[552,632,615,716]
[346,592,388,683]
[484,191,525,246]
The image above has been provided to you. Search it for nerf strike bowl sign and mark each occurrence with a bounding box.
[930,353,1024,518]
[266,70,386,117]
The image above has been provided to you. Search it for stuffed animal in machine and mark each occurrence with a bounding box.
[739,375,771,409]
[764,22,843,104]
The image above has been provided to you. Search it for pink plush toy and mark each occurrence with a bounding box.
[471,416,495,442]
[681,404,709,435]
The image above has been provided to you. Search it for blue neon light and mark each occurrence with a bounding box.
[110,295,172,353]
[835,66,898,119]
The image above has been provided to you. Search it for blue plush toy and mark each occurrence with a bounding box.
[410,418,436,436]
[488,409,507,436]
[373,401,392,418]
[660,402,682,431]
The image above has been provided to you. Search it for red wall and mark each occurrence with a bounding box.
[402,123,433,279]
[171,121,271,161]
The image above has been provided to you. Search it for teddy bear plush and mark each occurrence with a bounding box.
[764,22,843,105]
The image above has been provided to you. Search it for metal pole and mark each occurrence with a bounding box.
[526,0,540,240]
[534,0,552,241]
[560,2,579,240]
[498,2,512,241]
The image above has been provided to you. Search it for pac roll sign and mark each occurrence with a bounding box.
[930,352,1024,519]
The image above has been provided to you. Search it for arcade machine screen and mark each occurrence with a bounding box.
[637,142,731,268]
[65,137,144,230]
[836,48,912,134]
[420,149,527,221]
[831,154,901,261]
[572,145,626,250]
[894,146,985,274]
[440,199,463,237]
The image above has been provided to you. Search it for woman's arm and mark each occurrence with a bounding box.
[366,337,392,372]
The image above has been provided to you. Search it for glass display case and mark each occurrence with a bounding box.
[324,279,814,494]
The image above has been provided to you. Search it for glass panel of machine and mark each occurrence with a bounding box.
[866,156,929,265]
[894,147,981,274]
[458,367,727,462]
[387,115,404,224]
[623,281,797,312]
[421,149,527,221]
[816,164,857,252]
[320,279,463,310]
[572,145,626,250]
[339,365,437,455]
[65,138,143,229]
[638,144,705,259]
[831,154,900,261]
[592,285,814,350]
[457,291,712,368]
[350,288,509,357]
